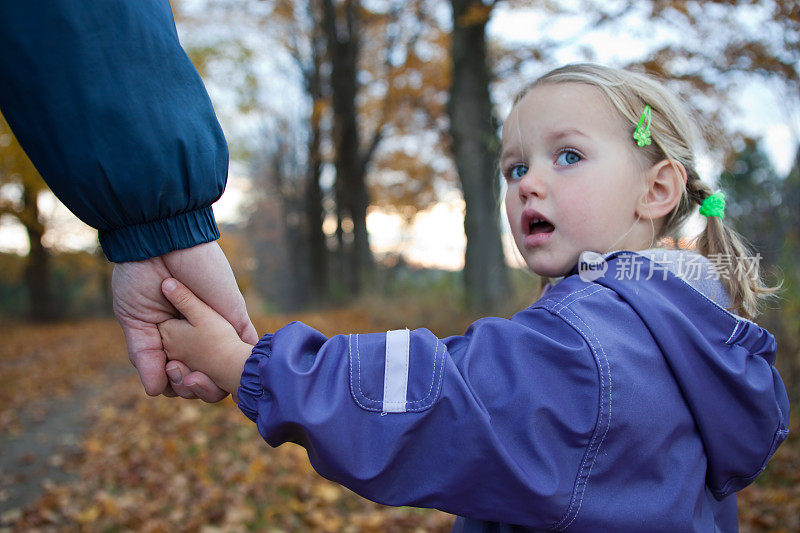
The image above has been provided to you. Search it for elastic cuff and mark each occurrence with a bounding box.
[237,334,274,423]
[99,205,220,262]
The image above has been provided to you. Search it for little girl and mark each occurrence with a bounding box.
[158,64,789,532]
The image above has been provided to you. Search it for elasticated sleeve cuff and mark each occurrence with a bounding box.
[99,206,220,262]
[237,334,273,423]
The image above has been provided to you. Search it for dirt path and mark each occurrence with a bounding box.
[0,364,133,520]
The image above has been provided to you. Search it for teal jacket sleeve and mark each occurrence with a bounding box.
[0,0,227,262]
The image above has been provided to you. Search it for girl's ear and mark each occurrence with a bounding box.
[636,159,687,221]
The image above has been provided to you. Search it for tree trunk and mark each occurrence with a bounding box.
[22,183,56,321]
[321,0,373,295]
[270,129,311,311]
[305,109,328,301]
[304,14,329,302]
[448,0,510,312]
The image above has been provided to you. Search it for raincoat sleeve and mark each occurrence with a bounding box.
[0,0,227,262]
[236,310,601,529]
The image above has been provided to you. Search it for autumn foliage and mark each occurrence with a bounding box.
[0,313,457,532]
[1,313,798,532]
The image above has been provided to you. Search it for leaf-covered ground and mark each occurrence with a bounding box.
[0,317,797,532]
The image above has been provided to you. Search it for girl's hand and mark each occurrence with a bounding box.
[113,242,258,402]
[157,278,254,400]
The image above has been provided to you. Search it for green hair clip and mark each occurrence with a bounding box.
[699,192,725,219]
[633,105,652,147]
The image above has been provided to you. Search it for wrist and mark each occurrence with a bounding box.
[220,340,253,398]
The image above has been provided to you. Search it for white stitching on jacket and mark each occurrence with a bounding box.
[555,307,613,530]
[348,334,377,410]
[350,332,446,411]
[404,340,445,407]
[539,289,612,531]
[552,284,604,311]
[725,320,742,344]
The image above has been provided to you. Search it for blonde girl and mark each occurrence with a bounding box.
[157,64,789,532]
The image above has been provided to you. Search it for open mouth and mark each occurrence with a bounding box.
[529,217,555,235]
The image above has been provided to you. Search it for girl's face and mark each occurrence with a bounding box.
[501,82,653,278]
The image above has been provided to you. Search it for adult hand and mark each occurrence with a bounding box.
[158,278,254,400]
[112,241,257,401]
[162,241,258,399]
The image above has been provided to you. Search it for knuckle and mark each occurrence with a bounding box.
[175,290,193,307]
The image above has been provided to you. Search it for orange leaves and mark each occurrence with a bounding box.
[0,319,128,434]
[3,317,799,531]
[74,504,101,525]
[0,113,49,233]
[1,317,455,531]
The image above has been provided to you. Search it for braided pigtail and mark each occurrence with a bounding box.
[686,176,777,320]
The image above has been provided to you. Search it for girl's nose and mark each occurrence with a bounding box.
[518,168,546,200]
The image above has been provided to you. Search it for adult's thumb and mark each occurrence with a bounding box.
[161,278,206,324]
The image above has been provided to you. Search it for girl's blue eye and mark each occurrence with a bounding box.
[556,150,581,166]
[508,164,528,180]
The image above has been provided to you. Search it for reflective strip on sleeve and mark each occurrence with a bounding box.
[382,329,410,413]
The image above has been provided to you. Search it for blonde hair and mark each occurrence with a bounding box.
[515,63,776,320]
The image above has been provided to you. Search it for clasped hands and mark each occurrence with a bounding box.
[112,241,257,402]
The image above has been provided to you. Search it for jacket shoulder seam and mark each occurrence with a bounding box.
[539,290,613,531]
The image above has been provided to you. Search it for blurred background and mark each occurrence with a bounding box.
[1,1,799,531]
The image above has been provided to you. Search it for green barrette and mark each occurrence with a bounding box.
[633,104,652,147]
[699,192,725,219]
